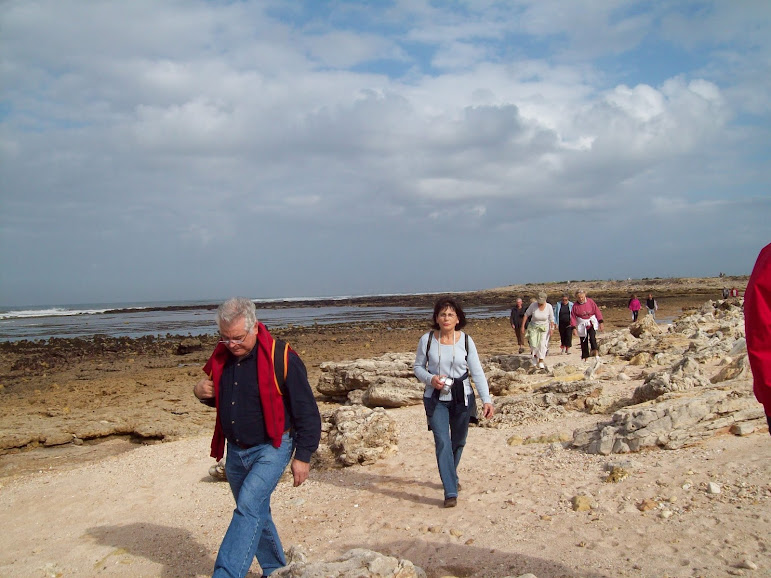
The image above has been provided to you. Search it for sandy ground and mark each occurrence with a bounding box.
[1,282,769,577]
[1,402,768,578]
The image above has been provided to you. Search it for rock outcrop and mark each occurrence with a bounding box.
[573,383,765,454]
[320,405,399,467]
[317,354,423,407]
[273,547,426,578]
[571,298,761,454]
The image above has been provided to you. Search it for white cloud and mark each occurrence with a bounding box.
[0,0,768,305]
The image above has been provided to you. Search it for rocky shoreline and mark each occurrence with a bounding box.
[0,277,750,477]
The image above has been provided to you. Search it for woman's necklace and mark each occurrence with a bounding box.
[437,330,456,376]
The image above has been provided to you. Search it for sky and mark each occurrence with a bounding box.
[1,0,770,307]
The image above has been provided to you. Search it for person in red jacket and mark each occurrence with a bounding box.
[744,243,771,435]
[194,297,321,577]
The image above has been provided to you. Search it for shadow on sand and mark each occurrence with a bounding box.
[88,523,223,578]
[339,538,609,578]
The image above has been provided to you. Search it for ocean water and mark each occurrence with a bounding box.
[0,298,508,342]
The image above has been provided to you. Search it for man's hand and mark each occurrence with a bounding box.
[291,459,310,487]
[194,377,214,400]
[482,402,494,419]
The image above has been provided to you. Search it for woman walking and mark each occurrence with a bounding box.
[554,294,573,354]
[523,292,556,368]
[628,294,641,322]
[414,298,494,508]
[571,290,604,360]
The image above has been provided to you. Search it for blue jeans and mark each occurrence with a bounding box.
[213,433,294,578]
[428,397,471,499]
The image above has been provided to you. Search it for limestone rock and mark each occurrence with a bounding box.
[485,355,536,395]
[632,356,709,404]
[571,495,593,511]
[628,352,652,366]
[175,338,202,355]
[573,384,765,455]
[711,354,750,384]
[326,406,399,466]
[317,353,423,407]
[629,315,662,338]
[730,422,755,436]
[637,498,658,512]
[272,547,426,578]
[363,378,424,408]
[209,459,226,480]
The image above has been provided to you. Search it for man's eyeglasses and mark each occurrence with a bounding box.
[218,328,252,345]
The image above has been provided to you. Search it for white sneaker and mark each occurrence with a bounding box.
[530,357,537,366]
[538,361,545,369]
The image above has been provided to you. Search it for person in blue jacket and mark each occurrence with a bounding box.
[553,294,573,354]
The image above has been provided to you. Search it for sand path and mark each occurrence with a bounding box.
[1,399,768,578]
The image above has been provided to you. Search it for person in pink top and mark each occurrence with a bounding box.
[628,294,642,322]
[570,290,604,360]
[744,242,771,435]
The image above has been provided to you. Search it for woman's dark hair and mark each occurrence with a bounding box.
[431,297,467,330]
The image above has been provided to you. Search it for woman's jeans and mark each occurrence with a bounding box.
[631,309,639,322]
[428,397,471,499]
[214,433,294,578]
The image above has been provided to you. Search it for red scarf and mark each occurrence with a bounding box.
[203,322,287,460]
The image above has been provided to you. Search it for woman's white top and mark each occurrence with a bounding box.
[525,302,554,327]
[413,331,492,404]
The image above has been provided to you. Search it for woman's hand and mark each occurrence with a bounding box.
[431,375,447,390]
[482,403,494,419]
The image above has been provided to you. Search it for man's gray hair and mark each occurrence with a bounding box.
[575,289,586,297]
[216,297,258,332]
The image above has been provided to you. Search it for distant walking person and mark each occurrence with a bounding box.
[553,294,573,354]
[744,243,771,436]
[509,297,527,354]
[628,294,641,322]
[523,292,555,368]
[571,290,604,360]
[646,293,658,319]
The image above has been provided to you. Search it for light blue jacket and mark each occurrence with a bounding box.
[553,300,573,324]
[413,331,492,404]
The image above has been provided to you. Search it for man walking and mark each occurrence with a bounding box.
[194,297,321,577]
[646,293,658,319]
[510,297,527,354]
